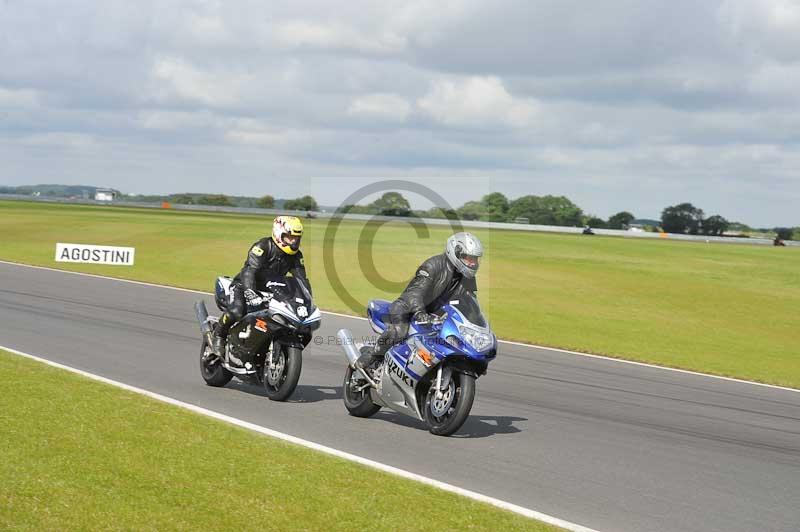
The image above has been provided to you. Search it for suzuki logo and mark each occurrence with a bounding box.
[387,357,415,389]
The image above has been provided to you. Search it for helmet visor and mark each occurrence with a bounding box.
[459,253,480,271]
[282,234,301,251]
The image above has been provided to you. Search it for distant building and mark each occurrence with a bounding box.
[94,189,116,202]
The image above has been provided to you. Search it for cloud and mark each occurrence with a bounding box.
[271,19,406,54]
[19,132,97,148]
[148,57,249,107]
[720,0,800,62]
[0,87,40,108]
[1,0,799,225]
[418,76,538,128]
[347,93,411,122]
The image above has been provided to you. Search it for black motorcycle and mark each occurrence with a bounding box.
[194,276,321,401]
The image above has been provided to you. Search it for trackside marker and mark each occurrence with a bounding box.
[1,259,798,394]
[55,243,135,266]
[0,344,600,532]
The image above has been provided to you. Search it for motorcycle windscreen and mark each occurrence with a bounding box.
[264,276,315,314]
[450,290,487,328]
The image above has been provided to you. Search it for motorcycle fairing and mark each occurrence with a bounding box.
[367,299,392,333]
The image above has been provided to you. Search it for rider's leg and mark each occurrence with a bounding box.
[356,301,410,369]
[213,284,245,358]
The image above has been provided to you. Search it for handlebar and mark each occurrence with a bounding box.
[413,313,446,329]
[431,314,446,325]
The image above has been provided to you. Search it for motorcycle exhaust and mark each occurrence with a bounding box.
[338,328,378,387]
[337,329,360,367]
[194,300,212,335]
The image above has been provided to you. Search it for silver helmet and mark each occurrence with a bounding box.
[445,232,483,278]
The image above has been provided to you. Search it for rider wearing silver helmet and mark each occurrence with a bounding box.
[356,232,484,368]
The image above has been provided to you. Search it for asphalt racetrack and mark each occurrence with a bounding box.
[1,261,798,532]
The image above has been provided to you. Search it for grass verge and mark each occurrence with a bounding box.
[0,349,558,531]
[1,200,798,388]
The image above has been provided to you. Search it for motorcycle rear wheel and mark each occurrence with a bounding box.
[200,338,233,387]
[343,365,381,418]
[263,345,302,401]
[423,371,475,436]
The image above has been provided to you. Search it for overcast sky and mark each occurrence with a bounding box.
[1,0,798,225]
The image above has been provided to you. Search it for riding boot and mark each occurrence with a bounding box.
[212,314,232,358]
[355,345,383,370]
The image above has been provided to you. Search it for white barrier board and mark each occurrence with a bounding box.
[55,243,135,266]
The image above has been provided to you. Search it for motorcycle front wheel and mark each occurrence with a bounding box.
[423,371,475,436]
[263,344,302,401]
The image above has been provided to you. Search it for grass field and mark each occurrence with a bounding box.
[1,200,798,387]
[0,349,556,531]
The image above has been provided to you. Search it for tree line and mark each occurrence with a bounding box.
[335,192,797,240]
[122,192,319,211]
[338,191,639,231]
[2,184,795,240]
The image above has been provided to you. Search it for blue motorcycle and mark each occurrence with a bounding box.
[337,288,497,436]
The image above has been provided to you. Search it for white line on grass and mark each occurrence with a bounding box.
[0,344,599,532]
[1,259,797,394]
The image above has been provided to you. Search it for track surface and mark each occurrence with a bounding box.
[1,262,799,532]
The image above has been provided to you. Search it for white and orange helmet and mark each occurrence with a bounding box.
[271,216,304,255]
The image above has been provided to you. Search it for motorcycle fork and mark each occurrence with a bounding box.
[434,365,453,399]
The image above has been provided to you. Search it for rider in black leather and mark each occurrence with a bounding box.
[356,232,483,369]
[213,216,310,360]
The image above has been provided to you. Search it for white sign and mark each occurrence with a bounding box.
[55,243,135,266]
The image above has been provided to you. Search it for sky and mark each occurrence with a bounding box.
[1,0,799,226]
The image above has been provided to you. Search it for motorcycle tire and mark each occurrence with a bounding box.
[263,344,302,401]
[342,365,381,418]
[423,371,475,436]
[200,337,233,387]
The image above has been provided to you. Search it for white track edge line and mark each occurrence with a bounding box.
[0,344,599,532]
[2,259,797,394]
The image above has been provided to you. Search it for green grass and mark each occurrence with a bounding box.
[1,200,799,388]
[0,349,557,531]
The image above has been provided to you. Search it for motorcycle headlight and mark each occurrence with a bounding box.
[458,326,493,352]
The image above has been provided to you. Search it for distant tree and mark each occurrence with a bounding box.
[284,195,318,211]
[424,207,459,221]
[508,195,584,226]
[196,194,233,206]
[256,195,275,209]
[336,204,374,214]
[171,194,195,205]
[481,192,510,222]
[775,227,794,241]
[369,192,411,216]
[585,216,607,228]
[702,215,730,236]
[661,203,704,234]
[457,201,487,221]
[607,211,635,230]
[727,222,752,233]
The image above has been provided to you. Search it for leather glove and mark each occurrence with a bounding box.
[244,289,263,306]
[413,311,435,326]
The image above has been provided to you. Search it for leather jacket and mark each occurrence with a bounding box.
[233,237,311,293]
[396,253,477,315]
